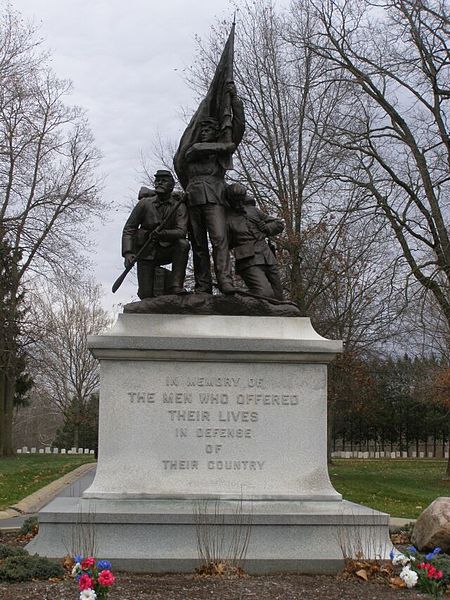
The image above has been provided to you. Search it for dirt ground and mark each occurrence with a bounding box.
[0,531,431,600]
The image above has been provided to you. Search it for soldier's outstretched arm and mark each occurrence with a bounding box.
[185,142,235,161]
[231,95,245,146]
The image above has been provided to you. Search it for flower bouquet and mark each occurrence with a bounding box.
[390,546,448,598]
[72,555,116,600]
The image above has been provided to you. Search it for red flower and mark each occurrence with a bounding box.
[427,565,437,577]
[81,557,96,570]
[78,574,94,591]
[417,562,443,580]
[98,569,115,587]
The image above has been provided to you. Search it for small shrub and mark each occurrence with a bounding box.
[0,554,64,582]
[19,516,39,536]
[0,544,28,559]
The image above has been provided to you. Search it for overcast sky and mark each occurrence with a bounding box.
[12,0,239,313]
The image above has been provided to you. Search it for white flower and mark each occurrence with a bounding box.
[72,562,82,576]
[80,589,97,600]
[392,552,410,566]
[400,565,418,588]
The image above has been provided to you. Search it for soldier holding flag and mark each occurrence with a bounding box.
[174,24,245,294]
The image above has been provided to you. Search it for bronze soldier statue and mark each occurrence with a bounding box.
[175,83,245,294]
[122,170,189,298]
[226,183,284,300]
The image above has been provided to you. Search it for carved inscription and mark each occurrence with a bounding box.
[127,374,300,473]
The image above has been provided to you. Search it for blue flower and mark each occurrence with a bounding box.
[74,554,83,563]
[406,545,417,553]
[425,547,442,560]
[96,559,112,570]
[389,549,395,560]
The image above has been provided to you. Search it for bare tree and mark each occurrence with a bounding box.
[0,6,104,455]
[307,0,450,334]
[186,0,404,350]
[30,277,111,448]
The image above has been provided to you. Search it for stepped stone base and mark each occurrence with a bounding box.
[27,497,391,573]
[27,314,392,572]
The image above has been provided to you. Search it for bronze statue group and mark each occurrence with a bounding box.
[118,26,285,303]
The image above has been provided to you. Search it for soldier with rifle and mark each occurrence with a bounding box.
[120,169,189,298]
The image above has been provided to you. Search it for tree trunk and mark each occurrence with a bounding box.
[0,369,15,456]
[290,254,307,315]
[444,420,450,480]
[0,369,6,456]
[73,425,79,449]
[444,450,450,480]
[3,373,15,456]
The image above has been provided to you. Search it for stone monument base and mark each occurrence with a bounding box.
[27,497,390,573]
[27,314,392,571]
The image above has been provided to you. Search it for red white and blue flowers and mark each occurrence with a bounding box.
[390,546,446,598]
[72,555,116,600]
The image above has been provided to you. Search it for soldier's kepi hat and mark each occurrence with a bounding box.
[154,169,174,181]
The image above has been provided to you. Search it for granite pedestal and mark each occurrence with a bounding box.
[28,314,391,572]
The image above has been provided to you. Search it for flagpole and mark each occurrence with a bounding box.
[222,21,235,144]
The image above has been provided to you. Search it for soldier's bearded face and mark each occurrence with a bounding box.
[154,177,174,197]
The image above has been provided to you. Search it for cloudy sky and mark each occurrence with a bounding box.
[13,0,237,313]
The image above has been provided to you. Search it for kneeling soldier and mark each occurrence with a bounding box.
[122,170,189,298]
[226,183,284,300]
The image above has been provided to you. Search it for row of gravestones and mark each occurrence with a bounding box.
[331,450,448,459]
[16,446,95,455]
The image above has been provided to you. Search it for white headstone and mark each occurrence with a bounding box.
[445,452,449,459]
[89,450,95,455]
[53,447,59,454]
[45,447,51,454]
[61,448,66,454]
[428,452,433,458]
[39,448,44,454]
[17,448,22,454]
[31,447,36,454]
[412,451,417,458]
[419,451,425,458]
[374,452,380,459]
[78,448,84,454]
[380,451,385,458]
[402,451,407,458]
[71,447,77,453]
[390,452,396,459]
[84,449,90,454]
[22,446,28,453]
[395,451,400,458]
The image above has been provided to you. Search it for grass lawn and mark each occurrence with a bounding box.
[0,454,96,510]
[329,458,450,519]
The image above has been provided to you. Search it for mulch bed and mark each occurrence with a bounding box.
[0,530,430,600]
[0,571,429,600]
